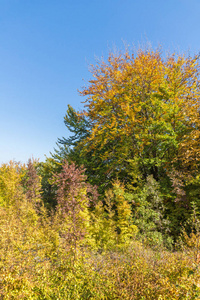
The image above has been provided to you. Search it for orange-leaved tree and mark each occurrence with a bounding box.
[77,49,200,188]
[54,48,200,238]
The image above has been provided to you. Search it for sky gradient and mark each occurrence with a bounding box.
[0,0,200,164]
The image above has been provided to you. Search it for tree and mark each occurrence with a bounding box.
[57,48,200,198]
[56,105,121,192]
[52,161,98,260]
[133,175,171,247]
[0,161,25,207]
[80,49,200,181]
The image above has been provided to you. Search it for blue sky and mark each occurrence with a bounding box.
[0,0,200,164]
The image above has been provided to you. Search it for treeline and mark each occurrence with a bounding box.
[1,48,200,299]
[47,47,200,242]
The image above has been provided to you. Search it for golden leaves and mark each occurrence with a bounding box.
[79,48,200,176]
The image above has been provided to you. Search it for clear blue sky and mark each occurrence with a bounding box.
[0,0,200,164]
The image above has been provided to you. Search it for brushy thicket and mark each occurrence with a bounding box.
[1,160,200,300]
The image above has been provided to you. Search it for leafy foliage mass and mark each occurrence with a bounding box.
[56,48,200,238]
[1,47,200,299]
[1,160,200,299]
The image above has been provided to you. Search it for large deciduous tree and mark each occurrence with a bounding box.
[58,49,200,196]
[81,49,199,179]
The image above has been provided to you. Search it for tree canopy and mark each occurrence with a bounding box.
[58,49,200,193]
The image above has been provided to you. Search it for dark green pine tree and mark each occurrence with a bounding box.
[53,104,129,194]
